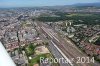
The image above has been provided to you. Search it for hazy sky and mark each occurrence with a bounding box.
[0,0,100,7]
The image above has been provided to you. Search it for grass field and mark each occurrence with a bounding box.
[29,53,51,66]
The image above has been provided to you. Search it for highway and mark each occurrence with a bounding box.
[34,21,99,66]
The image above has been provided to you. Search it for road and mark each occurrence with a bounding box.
[34,21,99,66]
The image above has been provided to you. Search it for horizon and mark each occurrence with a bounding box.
[0,0,100,8]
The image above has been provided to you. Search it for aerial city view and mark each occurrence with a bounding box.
[0,0,100,66]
